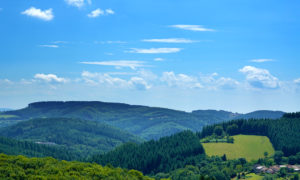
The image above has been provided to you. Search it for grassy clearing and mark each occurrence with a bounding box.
[202,135,275,161]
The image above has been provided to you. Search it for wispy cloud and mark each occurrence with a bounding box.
[170,25,215,32]
[52,41,68,44]
[34,74,67,83]
[128,48,182,54]
[95,40,126,44]
[239,66,280,89]
[39,45,59,48]
[88,8,115,18]
[21,7,54,21]
[80,60,147,70]
[154,58,165,61]
[105,9,115,15]
[250,59,274,63]
[65,0,86,8]
[142,38,197,43]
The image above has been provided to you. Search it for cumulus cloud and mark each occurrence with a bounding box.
[39,45,59,48]
[34,74,67,83]
[21,7,54,21]
[239,66,280,89]
[161,72,202,89]
[250,59,274,63]
[199,73,239,90]
[80,60,147,70]
[81,71,150,90]
[142,38,197,43]
[170,25,215,32]
[87,8,114,18]
[128,48,182,54]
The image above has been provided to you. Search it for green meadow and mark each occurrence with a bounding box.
[202,135,275,161]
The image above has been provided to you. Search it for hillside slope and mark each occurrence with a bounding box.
[0,117,142,156]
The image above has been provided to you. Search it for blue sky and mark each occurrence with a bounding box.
[0,0,300,112]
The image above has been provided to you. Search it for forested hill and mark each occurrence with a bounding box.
[0,136,79,161]
[1,101,285,140]
[2,101,206,140]
[198,112,300,156]
[90,131,205,175]
[0,117,142,156]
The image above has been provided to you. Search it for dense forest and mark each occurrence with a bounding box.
[90,131,205,175]
[198,113,300,156]
[0,154,153,180]
[0,117,142,155]
[0,136,79,160]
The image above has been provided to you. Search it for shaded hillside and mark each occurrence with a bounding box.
[0,136,79,160]
[0,154,153,180]
[0,117,141,156]
[2,101,206,140]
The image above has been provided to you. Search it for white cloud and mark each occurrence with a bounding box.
[88,8,115,18]
[250,59,274,63]
[80,60,146,70]
[81,71,150,90]
[161,72,202,89]
[128,48,182,54]
[87,8,104,18]
[199,73,239,90]
[294,78,300,84]
[0,79,13,85]
[65,0,85,8]
[21,7,54,21]
[39,45,59,48]
[239,66,280,89]
[170,25,215,32]
[142,38,197,43]
[95,40,126,44]
[129,77,151,90]
[34,74,67,83]
[154,58,165,61]
[106,9,115,15]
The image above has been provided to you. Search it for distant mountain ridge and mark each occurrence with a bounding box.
[0,101,286,140]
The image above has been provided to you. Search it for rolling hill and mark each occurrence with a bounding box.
[0,101,286,140]
[0,117,142,156]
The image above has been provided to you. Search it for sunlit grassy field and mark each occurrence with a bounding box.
[202,135,275,161]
